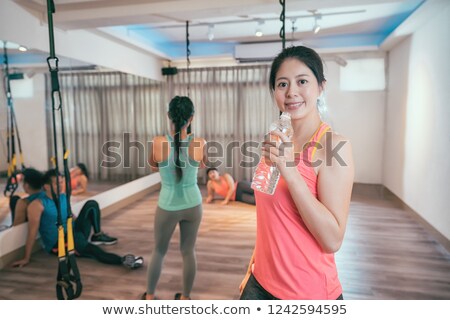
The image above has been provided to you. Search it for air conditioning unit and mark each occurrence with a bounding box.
[234,41,304,63]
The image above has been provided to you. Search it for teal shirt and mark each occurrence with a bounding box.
[34,192,69,253]
[157,135,202,211]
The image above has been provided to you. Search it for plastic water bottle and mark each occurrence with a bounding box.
[251,112,293,195]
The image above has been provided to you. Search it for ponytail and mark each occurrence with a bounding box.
[168,96,195,182]
[173,121,183,181]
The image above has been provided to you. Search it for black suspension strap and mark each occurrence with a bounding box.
[279,0,286,116]
[2,42,26,197]
[185,20,192,134]
[186,21,191,97]
[279,0,286,50]
[46,0,82,300]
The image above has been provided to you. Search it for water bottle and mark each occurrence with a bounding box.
[251,112,293,195]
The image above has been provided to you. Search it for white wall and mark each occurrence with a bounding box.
[384,5,450,240]
[0,74,48,172]
[0,0,165,173]
[0,1,163,81]
[325,57,386,184]
[13,74,49,171]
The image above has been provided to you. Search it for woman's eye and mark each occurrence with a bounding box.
[277,82,288,88]
[299,79,307,85]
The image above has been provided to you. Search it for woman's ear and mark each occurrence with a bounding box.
[319,80,327,95]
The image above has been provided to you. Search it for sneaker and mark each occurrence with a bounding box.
[122,254,144,270]
[90,232,118,245]
[174,293,191,300]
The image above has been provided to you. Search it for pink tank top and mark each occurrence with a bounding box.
[70,175,79,190]
[253,122,342,299]
[211,176,236,201]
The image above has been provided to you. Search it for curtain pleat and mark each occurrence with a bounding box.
[49,65,277,183]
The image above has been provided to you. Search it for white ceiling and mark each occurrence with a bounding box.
[9,0,425,63]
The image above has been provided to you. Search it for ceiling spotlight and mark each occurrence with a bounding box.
[313,16,322,34]
[18,45,28,52]
[207,24,214,41]
[255,19,264,37]
[310,10,322,34]
[313,22,321,34]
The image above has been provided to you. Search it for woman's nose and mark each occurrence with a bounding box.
[286,86,298,97]
[286,88,298,97]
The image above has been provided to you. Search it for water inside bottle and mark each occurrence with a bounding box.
[251,112,293,195]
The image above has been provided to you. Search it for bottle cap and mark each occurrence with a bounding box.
[280,112,291,120]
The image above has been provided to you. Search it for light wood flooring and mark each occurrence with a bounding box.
[0,184,449,300]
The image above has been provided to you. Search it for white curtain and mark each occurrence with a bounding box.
[49,65,279,183]
[170,66,278,182]
[53,72,166,182]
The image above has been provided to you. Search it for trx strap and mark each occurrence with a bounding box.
[185,21,191,134]
[46,0,82,300]
[279,0,286,117]
[279,0,286,50]
[2,42,26,197]
[185,21,191,97]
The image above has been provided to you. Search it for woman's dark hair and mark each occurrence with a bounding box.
[269,46,326,94]
[77,163,89,179]
[168,96,195,181]
[206,167,218,178]
[22,168,44,190]
[42,169,59,185]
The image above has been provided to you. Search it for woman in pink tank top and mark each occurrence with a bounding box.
[205,167,255,205]
[70,163,89,195]
[240,46,355,300]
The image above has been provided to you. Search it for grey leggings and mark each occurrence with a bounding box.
[146,204,202,297]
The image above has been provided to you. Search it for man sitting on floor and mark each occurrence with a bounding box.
[12,169,143,269]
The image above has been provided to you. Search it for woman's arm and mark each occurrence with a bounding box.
[149,136,165,172]
[239,248,255,294]
[190,137,207,164]
[206,180,215,203]
[221,173,236,205]
[267,131,354,253]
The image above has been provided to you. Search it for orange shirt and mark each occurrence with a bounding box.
[253,122,342,299]
[211,176,237,201]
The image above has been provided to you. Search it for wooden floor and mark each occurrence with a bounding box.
[0,184,449,300]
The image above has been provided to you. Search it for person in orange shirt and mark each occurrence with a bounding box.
[205,167,255,205]
[70,163,89,195]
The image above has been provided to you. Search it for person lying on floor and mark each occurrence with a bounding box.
[205,167,255,205]
[70,163,89,195]
[11,169,143,269]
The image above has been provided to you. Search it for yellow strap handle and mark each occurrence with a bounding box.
[66,217,75,251]
[57,225,66,258]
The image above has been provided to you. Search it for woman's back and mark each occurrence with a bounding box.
[152,134,205,211]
